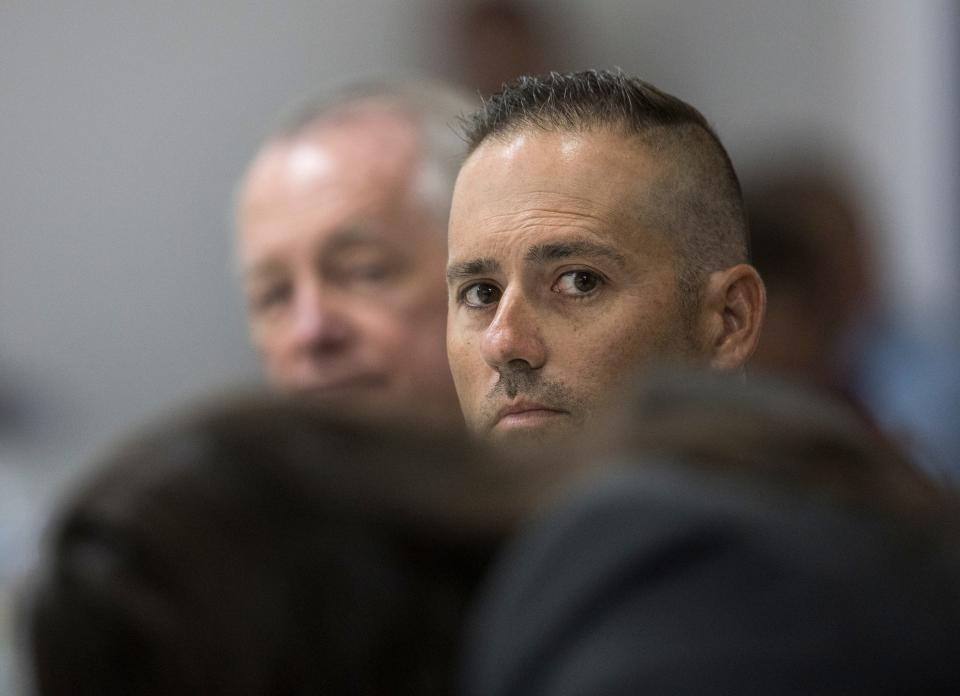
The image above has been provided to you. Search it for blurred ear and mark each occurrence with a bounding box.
[700,264,766,370]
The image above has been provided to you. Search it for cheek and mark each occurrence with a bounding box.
[382,270,449,323]
[356,309,418,354]
[613,301,690,366]
[251,321,289,359]
[549,302,678,383]
[446,330,479,387]
[355,299,449,372]
[548,320,631,388]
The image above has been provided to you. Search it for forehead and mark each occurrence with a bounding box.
[243,112,421,213]
[238,113,435,268]
[449,129,667,259]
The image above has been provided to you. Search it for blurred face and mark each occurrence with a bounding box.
[238,112,460,427]
[447,129,705,443]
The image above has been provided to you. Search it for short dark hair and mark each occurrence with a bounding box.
[461,69,749,310]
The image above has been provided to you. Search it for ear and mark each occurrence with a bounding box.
[700,264,766,371]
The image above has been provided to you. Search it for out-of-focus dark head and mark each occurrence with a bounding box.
[453,1,552,96]
[745,171,874,387]
[23,396,574,696]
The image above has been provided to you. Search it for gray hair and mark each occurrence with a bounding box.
[265,80,477,226]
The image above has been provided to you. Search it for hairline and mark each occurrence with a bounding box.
[231,81,474,278]
[463,119,747,315]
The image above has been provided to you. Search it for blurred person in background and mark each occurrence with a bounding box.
[20,396,580,696]
[448,0,554,97]
[746,171,876,413]
[745,168,960,484]
[446,70,766,447]
[236,83,474,431]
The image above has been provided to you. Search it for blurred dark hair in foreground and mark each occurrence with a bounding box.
[21,397,579,696]
[20,372,960,695]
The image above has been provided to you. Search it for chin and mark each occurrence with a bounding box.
[485,417,582,454]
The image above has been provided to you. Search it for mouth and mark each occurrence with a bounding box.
[492,400,569,431]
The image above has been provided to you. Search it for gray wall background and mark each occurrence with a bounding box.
[1,0,957,491]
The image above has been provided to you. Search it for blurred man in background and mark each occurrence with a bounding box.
[236,83,473,429]
[446,70,766,445]
[746,167,960,483]
[449,0,554,96]
[746,171,874,405]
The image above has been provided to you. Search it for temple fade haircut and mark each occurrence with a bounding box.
[462,69,749,311]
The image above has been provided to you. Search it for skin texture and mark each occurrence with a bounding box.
[447,128,764,443]
[238,107,462,429]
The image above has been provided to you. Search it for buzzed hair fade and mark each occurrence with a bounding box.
[460,69,750,313]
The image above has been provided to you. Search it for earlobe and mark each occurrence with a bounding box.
[704,264,766,371]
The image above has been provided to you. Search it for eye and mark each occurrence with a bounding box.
[250,281,292,316]
[342,263,392,285]
[327,245,397,288]
[461,282,502,308]
[553,270,602,296]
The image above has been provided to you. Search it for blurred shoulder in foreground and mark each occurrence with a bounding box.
[462,369,960,695]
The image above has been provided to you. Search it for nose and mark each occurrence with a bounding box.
[479,288,546,371]
[290,279,351,353]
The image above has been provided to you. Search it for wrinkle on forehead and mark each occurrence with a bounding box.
[451,189,640,254]
[478,205,611,229]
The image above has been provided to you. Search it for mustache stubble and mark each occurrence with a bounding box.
[481,364,587,429]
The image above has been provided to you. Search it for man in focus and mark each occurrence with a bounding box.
[446,70,766,444]
[237,83,472,429]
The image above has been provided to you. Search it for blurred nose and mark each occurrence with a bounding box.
[480,288,546,371]
[290,279,350,353]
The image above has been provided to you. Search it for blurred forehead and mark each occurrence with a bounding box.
[236,109,442,277]
[242,109,423,211]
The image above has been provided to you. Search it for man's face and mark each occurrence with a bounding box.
[238,112,460,426]
[447,129,704,443]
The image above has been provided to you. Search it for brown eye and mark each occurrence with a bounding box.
[554,270,601,296]
[462,283,501,307]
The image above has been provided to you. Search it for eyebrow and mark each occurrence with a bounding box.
[446,257,502,284]
[243,259,286,286]
[323,226,385,251]
[446,240,629,285]
[524,241,628,268]
[243,226,386,283]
